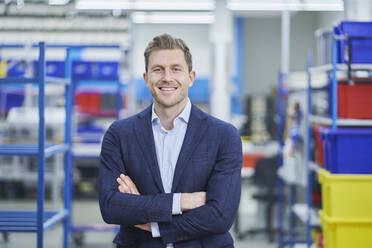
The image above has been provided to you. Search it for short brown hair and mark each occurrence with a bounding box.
[144,33,192,72]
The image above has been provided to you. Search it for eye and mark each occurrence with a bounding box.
[152,67,162,72]
[173,67,181,72]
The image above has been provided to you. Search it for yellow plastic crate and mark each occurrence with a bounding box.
[320,211,372,248]
[318,169,372,219]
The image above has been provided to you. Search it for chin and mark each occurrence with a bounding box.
[156,97,184,109]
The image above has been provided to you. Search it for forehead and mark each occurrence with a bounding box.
[148,49,187,67]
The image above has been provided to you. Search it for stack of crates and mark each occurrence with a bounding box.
[318,170,372,248]
[317,20,372,248]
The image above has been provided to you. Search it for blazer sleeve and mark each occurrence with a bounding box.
[99,122,174,226]
[158,124,242,244]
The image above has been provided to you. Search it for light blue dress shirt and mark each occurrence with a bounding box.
[150,98,191,247]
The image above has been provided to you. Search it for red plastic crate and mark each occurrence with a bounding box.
[242,153,265,168]
[337,78,372,119]
[313,126,325,167]
[76,92,101,113]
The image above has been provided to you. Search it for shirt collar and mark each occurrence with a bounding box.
[151,98,191,125]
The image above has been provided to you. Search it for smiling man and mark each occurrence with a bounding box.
[99,34,242,248]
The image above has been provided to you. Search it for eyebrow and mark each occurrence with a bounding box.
[150,64,185,70]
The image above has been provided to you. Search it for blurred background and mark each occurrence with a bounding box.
[1,0,372,247]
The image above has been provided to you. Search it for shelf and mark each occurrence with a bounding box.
[309,161,323,173]
[45,76,71,85]
[241,167,254,178]
[0,144,69,157]
[72,143,101,158]
[310,115,372,126]
[292,204,320,227]
[293,244,315,248]
[0,77,38,85]
[310,63,372,74]
[0,210,69,232]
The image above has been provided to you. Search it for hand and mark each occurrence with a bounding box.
[117,174,140,195]
[116,175,151,232]
[135,223,151,232]
[180,192,206,211]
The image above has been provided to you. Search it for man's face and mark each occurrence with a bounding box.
[144,49,195,109]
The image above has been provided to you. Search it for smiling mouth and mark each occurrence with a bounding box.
[159,87,177,91]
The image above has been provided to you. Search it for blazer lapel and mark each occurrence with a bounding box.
[172,105,208,192]
[134,105,165,193]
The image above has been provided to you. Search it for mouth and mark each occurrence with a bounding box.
[158,87,177,92]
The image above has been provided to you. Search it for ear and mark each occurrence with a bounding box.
[188,71,195,87]
[143,72,149,88]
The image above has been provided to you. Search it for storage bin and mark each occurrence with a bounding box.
[100,93,116,111]
[8,60,27,76]
[72,61,92,80]
[320,211,372,248]
[313,126,325,167]
[338,79,372,119]
[75,92,101,113]
[318,169,372,219]
[98,62,119,80]
[321,128,372,174]
[335,21,372,64]
[242,153,265,168]
[46,61,65,77]
[328,78,372,119]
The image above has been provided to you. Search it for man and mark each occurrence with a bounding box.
[99,34,242,248]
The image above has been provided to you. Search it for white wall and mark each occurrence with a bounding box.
[315,12,344,29]
[132,24,211,78]
[243,17,281,95]
[131,12,346,100]
[242,11,344,96]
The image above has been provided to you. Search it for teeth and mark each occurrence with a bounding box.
[160,87,176,91]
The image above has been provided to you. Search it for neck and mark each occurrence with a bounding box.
[154,99,187,130]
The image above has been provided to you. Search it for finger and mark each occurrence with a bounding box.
[117,177,131,193]
[120,175,135,194]
[118,184,130,193]
[124,176,140,195]
[118,185,125,193]
[117,177,130,192]
[116,177,126,186]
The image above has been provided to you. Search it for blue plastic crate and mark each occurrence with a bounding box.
[7,60,27,76]
[321,128,372,174]
[72,61,92,80]
[33,60,65,78]
[98,62,119,80]
[335,21,372,64]
[46,61,65,77]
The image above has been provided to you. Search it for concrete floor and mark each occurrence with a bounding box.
[0,181,279,248]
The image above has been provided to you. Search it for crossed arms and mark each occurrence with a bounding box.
[116,174,206,233]
[99,122,242,243]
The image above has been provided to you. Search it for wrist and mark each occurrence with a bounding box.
[180,193,190,211]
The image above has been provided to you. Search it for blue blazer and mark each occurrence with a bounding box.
[99,104,242,248]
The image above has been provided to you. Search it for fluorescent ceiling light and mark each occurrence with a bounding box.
[76,0,214,11]
[227,0,344,11]
[49,0,70,5]
[131,12,214,24]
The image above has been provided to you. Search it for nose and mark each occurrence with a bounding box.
[162,68,172,82]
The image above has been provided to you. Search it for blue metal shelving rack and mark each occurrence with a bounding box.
[305,29,372,248]
[0,42,73,248]
[277,23,372,248]
[69,45,126,245]
[277,72,309,248]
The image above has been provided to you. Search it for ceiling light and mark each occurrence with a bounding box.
[131,12,214,24]
[49,0,70,5]
[76,0,215,11]
[227,0,344,11]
